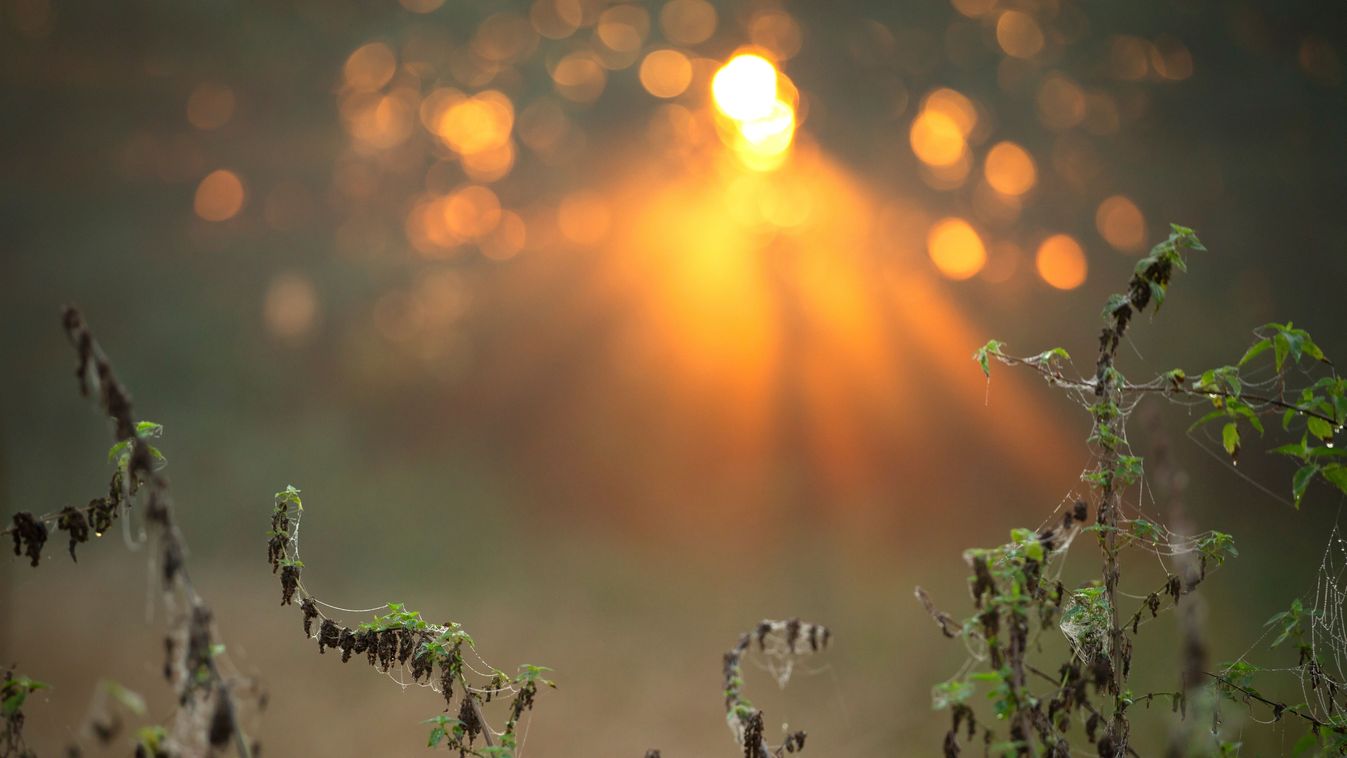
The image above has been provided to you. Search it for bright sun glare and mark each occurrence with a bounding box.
[712,53,796,171]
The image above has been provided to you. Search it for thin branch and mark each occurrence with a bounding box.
[996,355,1341,427]
[1202,671,1346,733]
[56,307,254,758]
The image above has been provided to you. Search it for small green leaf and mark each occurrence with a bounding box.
[1320,465,1347,496]
[1293,464,1319,508]
[1222,422,1240,459]
[135,421,164,438]
[1308,416,1334,444]
[1238,339,1272,367]
[974,340,1005,379]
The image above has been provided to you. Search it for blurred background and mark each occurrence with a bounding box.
[2,0,1345,754]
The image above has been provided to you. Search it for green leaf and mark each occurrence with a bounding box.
[1308,416,1334,444]
[1238,338,1272,367]
[135,421,163,438]
[1187,408,1227,434]
[107,439,130,464]
[104,681,145,716]
[1293,465,1319,508]
[1274,333,1290,372]
[1028,347,1070,366]
[1271,437,1310,460]
[1222,422,1240,459]
[1101,293,1129,320]
[275,484,303,510]
[974,340,1005,378]
[1320,465,1347,496]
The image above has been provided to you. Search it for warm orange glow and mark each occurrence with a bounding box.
[910,88,977,172]
[345,92,416,149]
[996,11,1044,59]
[596,5,649,54]
[1035,234,1088,289]
[194,169,245,221]
[552,52,607,103]
[436,91,513,155]
[712,54,797,171]
[530,0,583,40]
[659,0,717,46]
[443,185,502,239]
[406,197,461,257]
[186,84,235,130]
[639,49,693,99]
[462,140,516,183]
[264,273,319,340]
[558,191,611,246]
[923,88,978,135]
[712,54,779,122]
[343,42,397,92]
[983,141,1036,196]
[927,218,987,280]
[910,111,966,167]
[1096,196,1146,252]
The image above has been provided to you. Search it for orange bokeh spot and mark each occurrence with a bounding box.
[443,185,502,239]
[996,11,1044,59]
[194,169,245,221]
[345,92,416,149]
[1035,234,1088,289]
[436,91,513,155]
[639,49,693,99]
[186,84,235,130]
[1096,196,1147,252]
[552,52,607,103]
[927,218,987,280]
[983,141,1036,196]
[910,111,966,167]
[923,88,977,135]
[343,42,397,92]
[597,4,649,54]
[530,0,583,40]
[659,0,717,46]
[264,273,319,340]
[462,140,516,183]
